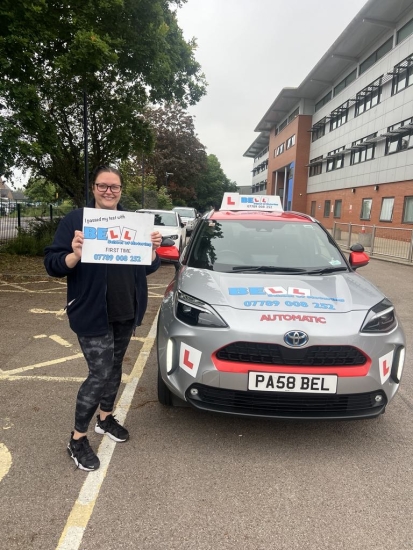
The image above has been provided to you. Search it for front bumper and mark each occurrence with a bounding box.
[185,384,387,420]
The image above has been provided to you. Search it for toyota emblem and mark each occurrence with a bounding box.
[284,330,309,347]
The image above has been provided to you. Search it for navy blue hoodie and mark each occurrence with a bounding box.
[44,202,161,336]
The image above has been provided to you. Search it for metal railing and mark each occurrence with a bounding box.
[0,201,73,244]
[333,222,413,263]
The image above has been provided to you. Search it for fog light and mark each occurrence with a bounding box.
[375,394,383,403]
[190,388,199,396]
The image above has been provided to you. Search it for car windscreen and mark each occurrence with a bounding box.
[187,219,347,272]
[173,208,195,217]
[151,213,178,227]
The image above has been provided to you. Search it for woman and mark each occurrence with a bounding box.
[44,165,162,471]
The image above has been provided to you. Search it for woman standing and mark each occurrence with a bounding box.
[44,165,162,471]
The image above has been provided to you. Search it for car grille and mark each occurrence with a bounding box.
[186,385,387,419]
[216,342,367,366]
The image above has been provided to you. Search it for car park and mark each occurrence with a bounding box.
[172,206,199,235]
[137,209,186,261]
[157,193,406,420]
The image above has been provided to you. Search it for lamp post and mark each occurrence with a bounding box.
[165,172,173,187]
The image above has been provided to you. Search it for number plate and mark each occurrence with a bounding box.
[248,372,337,394]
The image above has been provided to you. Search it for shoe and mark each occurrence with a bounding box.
[67,433,100,471]
[95,414,129,442]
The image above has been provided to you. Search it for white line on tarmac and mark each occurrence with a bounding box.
[49,335,73,347]
[56,313,159,550]
[0,353,84,377]
[0,443,12,482]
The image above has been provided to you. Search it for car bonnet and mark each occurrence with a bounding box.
[178,267,384,313]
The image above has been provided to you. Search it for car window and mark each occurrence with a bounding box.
[188,219,346,271]
[173,208,196,217]
[150,213,178,226]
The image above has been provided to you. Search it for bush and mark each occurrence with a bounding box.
[2,217,62,256]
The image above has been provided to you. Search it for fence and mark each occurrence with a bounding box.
[0,200,72,244]
[333,222,413,263]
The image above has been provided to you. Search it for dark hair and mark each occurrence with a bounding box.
[91,165,123,186]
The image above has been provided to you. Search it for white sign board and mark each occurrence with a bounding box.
[81,208,154,265]
[221,193,283,211]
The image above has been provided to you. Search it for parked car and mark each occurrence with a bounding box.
[172,206,199,235]
[156,193,406,420]
[137,209,186,261]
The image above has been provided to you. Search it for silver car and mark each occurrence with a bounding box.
[157,204,406,420]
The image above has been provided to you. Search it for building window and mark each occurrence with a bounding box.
[312,122,325,142]
[326,147,345,171]
[402,196,413,223]
[359,38,393,75]
[385,118,413,154]
[350,134,376,164]
[334,69,357,96]
[309,156,323,177]
[288,107,299,123]
[355,84,380,115]
[391,56,413,94]
[323,200,331,217]
[278,119,287,132]
[397,18,413,44]
[276,143,285,156]
[310,201,316,217]
[380,197,394,222]
[360,198,373,221]
[334,200,342,218]
[286,135,295,149]
[315,91,332,112]
[330,104,348,130]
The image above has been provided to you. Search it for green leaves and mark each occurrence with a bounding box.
[0,0,207,206]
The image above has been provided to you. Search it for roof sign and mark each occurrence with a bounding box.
[221,193,283,212]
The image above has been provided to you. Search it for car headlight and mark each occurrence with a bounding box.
[361,298,397,333]
[175,290,228,328]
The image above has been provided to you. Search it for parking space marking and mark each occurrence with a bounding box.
[0,443,12,482]
[0,353,84,378]
[56,313,159,550]
[31,308,66,317]
[49,335,73,348]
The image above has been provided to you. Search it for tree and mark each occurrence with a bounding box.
[144,102,208,203]
[0,0,207,206]
[24,176,60,204]
[194,154,238,212]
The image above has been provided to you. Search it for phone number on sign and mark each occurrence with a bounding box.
[93,254,141,262]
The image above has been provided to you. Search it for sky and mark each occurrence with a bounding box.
[175,0,369,188]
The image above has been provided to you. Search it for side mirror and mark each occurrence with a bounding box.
[349,243,370,269]
[161,237,175,247]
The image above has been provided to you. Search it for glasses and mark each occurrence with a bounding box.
[94,183,122,193]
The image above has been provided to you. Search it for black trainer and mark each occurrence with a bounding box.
[95,414,129,442]
[67,433,100,471]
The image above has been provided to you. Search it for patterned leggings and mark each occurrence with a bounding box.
[75,320,134,433]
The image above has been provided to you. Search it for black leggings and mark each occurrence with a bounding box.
[74,320,134,433]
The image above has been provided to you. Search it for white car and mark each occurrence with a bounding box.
[137,209,187,257]
[172,207,199,235]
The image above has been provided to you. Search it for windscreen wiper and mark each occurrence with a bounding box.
[305,266,348,275]
[231,266,307,273]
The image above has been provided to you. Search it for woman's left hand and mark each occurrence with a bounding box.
[151,231,163,250]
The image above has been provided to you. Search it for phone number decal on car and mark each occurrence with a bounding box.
[244,300,335,310]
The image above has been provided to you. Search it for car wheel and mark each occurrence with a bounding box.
[157,367,173,406]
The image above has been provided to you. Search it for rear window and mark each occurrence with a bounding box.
[173,208,196,217]
[141,212,178,226]
[188,219,346,272]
